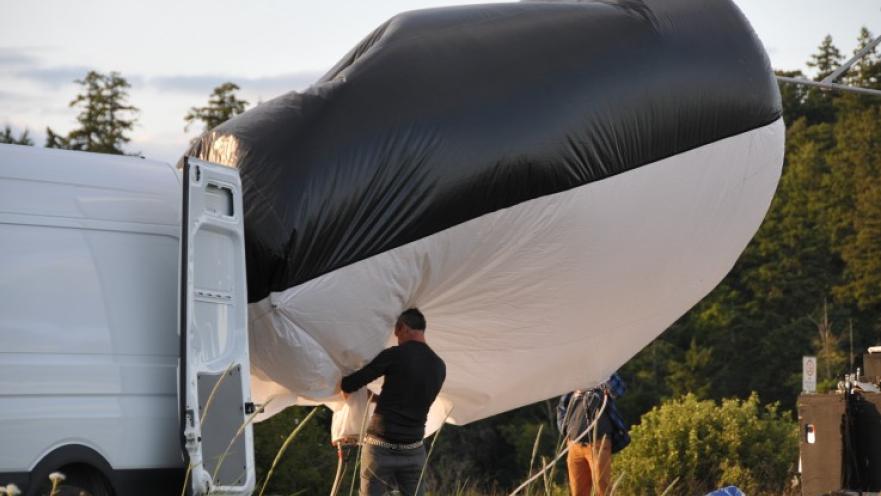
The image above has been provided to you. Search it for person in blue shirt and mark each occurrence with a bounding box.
[556,373,630,496]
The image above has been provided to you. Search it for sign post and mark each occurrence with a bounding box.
[803,356,817,393]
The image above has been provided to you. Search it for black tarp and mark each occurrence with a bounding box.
[186,0,781,302]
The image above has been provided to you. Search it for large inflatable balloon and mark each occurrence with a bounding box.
[186,0,784,432]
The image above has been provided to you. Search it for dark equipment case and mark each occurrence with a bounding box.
[798,391,881,495]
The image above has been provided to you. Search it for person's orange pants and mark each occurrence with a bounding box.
[566,438,611,496]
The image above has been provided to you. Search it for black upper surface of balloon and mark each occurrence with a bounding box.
[186,0,782,302]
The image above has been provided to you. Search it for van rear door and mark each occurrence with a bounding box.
[180,157,254,495]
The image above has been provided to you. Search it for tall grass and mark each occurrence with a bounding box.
[179,362,237,496]
[609,471,626,495]
[346,391,374,496]
[48,472,64,496]
[328,440,348,496]
[211,399,273,482]
[257,406,321,496]
[659,477,679,496]
[1,484,22,496]
[508,392,608,496]
[415,407,453,495]
[524,424,544,496]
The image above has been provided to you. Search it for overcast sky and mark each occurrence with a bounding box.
[2,0,880,163]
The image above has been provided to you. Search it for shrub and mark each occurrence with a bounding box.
[614,393,797,495]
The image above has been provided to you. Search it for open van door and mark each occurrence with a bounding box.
[180,157,255,495]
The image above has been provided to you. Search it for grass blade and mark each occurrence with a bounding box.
[525,423,544,496]
[347,391,374,496]
[257,406,321,496]
[211,399,273,483]
[415,407,453,495]
[508,393,608,496]
[659,476,679,496]
[179,362,236,496]
[609,471,625,496]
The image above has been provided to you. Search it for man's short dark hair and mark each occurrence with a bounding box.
[397,308,426,331]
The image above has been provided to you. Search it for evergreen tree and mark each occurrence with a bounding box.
[44,127,70,149]
[803,36,844,124]
[828,106,881,309]
[848,27,881,89]
[45,70,139,154]
[776,70,810,124]
[807,35,844,80]
[666,338,713,398]
[617,339,677,420]
[0,125,33,145]
[809,301,849,391]
[184,82,249,132]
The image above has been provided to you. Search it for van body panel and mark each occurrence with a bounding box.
[0,145,188,487]
[2,395,181,469]
[0,224,179,356]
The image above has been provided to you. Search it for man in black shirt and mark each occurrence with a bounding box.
[340,308,446,496]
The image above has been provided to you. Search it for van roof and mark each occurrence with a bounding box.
[0,144,180,190]
[0,144,182,227]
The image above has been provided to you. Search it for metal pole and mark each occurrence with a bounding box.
[849,320,854,373]
[776,75,881,97]
[821,34,881,84]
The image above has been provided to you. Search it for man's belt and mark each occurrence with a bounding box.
[363,434,423,450]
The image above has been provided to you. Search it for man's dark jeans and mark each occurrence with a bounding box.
[360,444,426,496]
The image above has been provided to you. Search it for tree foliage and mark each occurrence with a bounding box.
[848,28,881,89]
[45,70,139,155]
[615,394,797,496]
[0,125,33,145]
[184,82,249,132]
[828,106,881,308]
[807,35,844,80]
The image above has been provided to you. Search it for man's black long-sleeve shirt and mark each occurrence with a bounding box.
[341,340,446,443]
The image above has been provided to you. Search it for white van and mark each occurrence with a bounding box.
[0,144,255,496]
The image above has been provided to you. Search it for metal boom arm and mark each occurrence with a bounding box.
[777,32,881,98]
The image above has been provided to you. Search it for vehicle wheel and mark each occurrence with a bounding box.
[32,464,112,496]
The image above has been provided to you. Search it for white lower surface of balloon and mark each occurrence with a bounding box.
[248,118,785,438]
